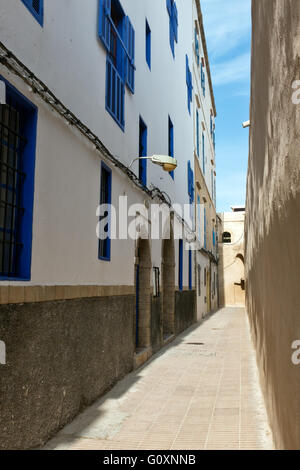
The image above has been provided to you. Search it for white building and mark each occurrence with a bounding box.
[0,0,216,449]
[192,0,218,320]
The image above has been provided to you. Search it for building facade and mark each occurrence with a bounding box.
[218,207,245,308]
[245,0,300,450]
[192,0,218,321]
[0,0,216,449]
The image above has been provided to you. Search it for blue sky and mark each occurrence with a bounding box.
[201,0,251,212]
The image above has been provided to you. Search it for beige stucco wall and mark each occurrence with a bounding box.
[245,0,300,449]
[218,211,245,307]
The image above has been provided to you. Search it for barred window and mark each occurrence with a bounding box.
[0,80,37,279]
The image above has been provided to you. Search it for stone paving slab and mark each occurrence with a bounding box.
[44,308,273,450]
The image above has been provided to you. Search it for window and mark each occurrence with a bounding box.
[201,63,206,96]
[222,232,232,244]
[213,230,216,247]
[197,264,201,296]
[146,20,151,70]
[188,248,192,290]
[186,55,193,114]
[168,116,174,179]
[187,161,194,206]
[139,117,147,186]
[167,0,178,57]
[211,169,214,201]
[194,27,200,66]
[196,109,200,157]
[98,163,112,261]
[178,239,183,291]
[0,78,37,280]
[99,0,135,129]
[21,0,44,26]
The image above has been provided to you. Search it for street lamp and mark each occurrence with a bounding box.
[128,155,178,173]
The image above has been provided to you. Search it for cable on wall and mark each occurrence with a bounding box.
[0,40,196,238]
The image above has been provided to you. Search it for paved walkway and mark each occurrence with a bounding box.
[44,308,273,450]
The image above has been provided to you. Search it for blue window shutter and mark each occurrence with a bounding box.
[146,20,151,69]
[125,16,135,93]
[173,3,178,43]
[191,167,194,203]
[186,55,192,113]
[98,0,111,51]
[22,0,44,26]
[187,161,191,198]
[167,0,172,16]
[187,161,194,203]
[195,28,199,65]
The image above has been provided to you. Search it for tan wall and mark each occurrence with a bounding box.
[245,0,300,449]
[218,212,245,307]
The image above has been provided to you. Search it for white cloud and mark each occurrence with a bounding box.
[211,52,251,86]
[201,0,251,60]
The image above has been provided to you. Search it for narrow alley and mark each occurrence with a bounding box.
[44,308,273,451]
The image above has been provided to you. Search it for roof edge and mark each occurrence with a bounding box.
[195,0,217,118]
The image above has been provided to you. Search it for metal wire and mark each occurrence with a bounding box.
[0,40,198,241]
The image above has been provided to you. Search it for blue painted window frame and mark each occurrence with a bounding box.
[195,27,200,66]
[168,116,174,180]
[167,0,178,58]
[187,161,194,205]
[0,76,37,281]
[146,19,151,70]
[139,117,147,187]
[21,0,44,26]
[201,63,206,96]
[186,55,193,114]
[99,0,135,130]
[196,109,200,157]
[98,162,112,262]
[178,239,183,291]
[105,56,125,131]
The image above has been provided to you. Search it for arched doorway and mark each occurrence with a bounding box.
[135,238,151,350]
[233,254,245,306]
[162,224,175,338]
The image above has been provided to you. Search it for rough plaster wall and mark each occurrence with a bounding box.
[245,0,300,449]
[0,296,135,450]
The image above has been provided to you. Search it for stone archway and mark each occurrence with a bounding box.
[135,238,152,351]
[161,224,175,338]
[233,254,245,306]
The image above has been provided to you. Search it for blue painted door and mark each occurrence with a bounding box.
[139,118,147,186]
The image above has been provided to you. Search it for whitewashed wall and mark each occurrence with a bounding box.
[0,0,196,287]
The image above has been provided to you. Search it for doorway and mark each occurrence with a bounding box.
[162,224,175,338]
[135,238,151,350]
